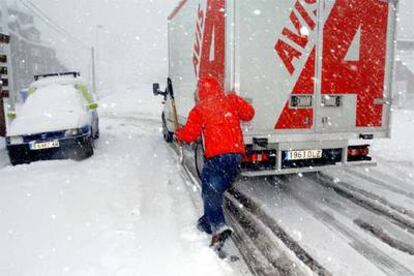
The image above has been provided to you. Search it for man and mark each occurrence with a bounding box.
[175,76,255,247]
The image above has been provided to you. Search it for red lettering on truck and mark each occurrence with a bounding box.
[197,0,226,86]
[276,0,389,129]
[322,0,389,127]
[193,4,205,77]
[275,1,317,129]
[275,0,316,75]
[276,49,316,129]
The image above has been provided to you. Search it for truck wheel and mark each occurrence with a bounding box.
[162,112,174,143]
[163,132,174,143]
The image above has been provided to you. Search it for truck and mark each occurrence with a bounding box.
[154,0,398,176]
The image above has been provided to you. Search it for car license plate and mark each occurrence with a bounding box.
[30,140,60,151]
[286,150,323,161]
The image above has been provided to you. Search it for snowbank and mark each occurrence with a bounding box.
[30,75,84,89]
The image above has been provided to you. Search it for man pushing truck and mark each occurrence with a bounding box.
[175,76,255,249]
[155,0,398,255]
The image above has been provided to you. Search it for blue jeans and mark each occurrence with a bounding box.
[200,153,242,233]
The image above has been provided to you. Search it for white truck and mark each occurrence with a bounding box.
[154,0,398,176]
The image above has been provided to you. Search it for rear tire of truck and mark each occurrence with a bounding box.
[162,112,174,143]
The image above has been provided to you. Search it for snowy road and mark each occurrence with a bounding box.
[233,172,414,276]
[1,89,413,276]
[0,91,248,276]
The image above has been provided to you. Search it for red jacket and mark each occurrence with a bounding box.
[175,77,255,159]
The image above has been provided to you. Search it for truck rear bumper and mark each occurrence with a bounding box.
[241,160,377,177]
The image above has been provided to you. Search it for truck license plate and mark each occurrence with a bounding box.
[286,150,322,161]
[30,140,60,151]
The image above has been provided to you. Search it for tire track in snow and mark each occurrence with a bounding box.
[300,174,414,259]
[285,176,414,276]
[313,173,414,233]
[343,169,414,202]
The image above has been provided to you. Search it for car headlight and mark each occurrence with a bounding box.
[9,136,24,145]
[65,129,79,137]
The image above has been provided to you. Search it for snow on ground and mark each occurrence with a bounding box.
[372,109,414,165]
[0,88,242,276]
[99,86,163,120]
[0,139,7,168]
[235,175,414,276]
[363,109,414,185]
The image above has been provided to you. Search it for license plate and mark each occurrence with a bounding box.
[286,150,323,161]
[30,140,60,151]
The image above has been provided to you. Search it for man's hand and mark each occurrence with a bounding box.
[173,132,183,145]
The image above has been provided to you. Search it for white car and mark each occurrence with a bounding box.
[5,72,99,165]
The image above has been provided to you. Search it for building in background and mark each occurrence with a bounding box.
[0,3,67,103]
[0,33,10,137]
[395,39,414,109]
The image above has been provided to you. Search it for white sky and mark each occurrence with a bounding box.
[7,0,414,89]
[30,0,176,90]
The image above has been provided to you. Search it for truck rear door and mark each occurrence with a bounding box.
[234,0,395,139]
[315,0,396,136]
[235,0,320,134]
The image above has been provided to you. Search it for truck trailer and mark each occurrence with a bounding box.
[154,0,398,176]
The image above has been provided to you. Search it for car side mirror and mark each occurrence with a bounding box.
[88,103,98,111]
[153,83,161,96]
[153,83,168,97]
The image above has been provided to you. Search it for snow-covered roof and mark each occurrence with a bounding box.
[8,83,89,136]
[30,75,84,89]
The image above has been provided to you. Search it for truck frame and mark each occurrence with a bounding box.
[156,0,398,176]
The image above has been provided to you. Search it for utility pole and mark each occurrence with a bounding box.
[95,25,103,94]
[91,47,96,95]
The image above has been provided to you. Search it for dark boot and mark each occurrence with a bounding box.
[210,225,233,250]
[197,216,212,234]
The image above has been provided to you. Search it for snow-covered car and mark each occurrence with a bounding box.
[5,72,99,165]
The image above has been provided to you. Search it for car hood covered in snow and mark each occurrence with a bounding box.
[7,84,90,136]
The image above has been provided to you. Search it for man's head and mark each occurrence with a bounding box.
[197,76,222,101]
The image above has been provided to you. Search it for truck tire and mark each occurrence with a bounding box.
[162,112,174,143]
